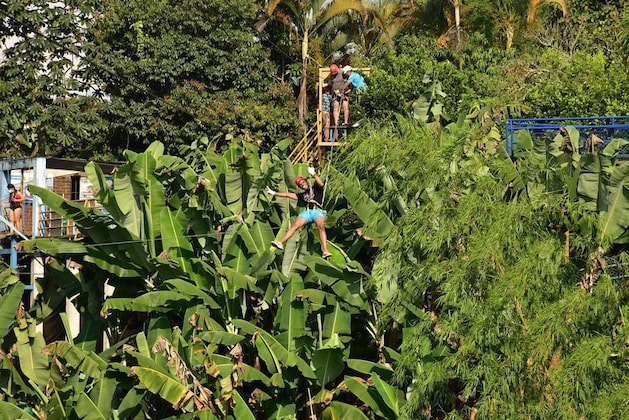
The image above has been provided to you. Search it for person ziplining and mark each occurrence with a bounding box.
[266,166,332,259]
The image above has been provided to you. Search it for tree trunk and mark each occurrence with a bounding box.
[453,0,461,47]
[298,69,307,126]
[298,31,309,126]
[505,24,514,50]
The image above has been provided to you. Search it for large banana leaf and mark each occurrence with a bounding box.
[238,221,274,257]
[312,348,344,387]
[159,155,199,191]
[274,274,306,351]
[116,387,145,419]
[46,341,104,378]
[322,302,351,339]
[322,401,368,420]
[0,402,37,419]
[225,167,244,216]
[102,291,194,315]
[222,226,252,275]
[267,403,297,419]
[371,373,406,417]
[199,331,245,346]
[83,247,145,278]
[85,161,124,221]
[232,390,256,420]
[160,207,202,285]
[15,319,49,389]
[346,359,394,381]
[344,375,395,419]
[126,349,170,375]
[281,232,308,276]
[112,159,146,238]
[20,238,87,255]
[27,186,151,272]
[131,367,194,410]
[137,151,166,256]
[89,372,117,419]
[577,153,613,210]
[74,393,107,420]
[254,332,282,374]
[331,167,394,245]
[232,319,316,379]
[305,257,366,309]
[0,283,24,339]
[599,164,629,244]
[164,279,220,309]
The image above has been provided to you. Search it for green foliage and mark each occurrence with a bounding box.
[333,114,629,418]
[81,0,298,154]
[3,139,401,418]
[0,0,109,158]
[524,50,629,117]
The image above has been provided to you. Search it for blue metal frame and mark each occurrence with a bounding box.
[506,116,629,156]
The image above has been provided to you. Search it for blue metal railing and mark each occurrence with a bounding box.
[506,116,629,156]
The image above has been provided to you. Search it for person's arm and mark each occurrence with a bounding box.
[274,191,298,200]
[341,80,352,96]
[308,167,324,188]
[266,187,297,201]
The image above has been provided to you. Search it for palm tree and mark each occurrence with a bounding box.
[526,0,568,24]
[467,0,567,50]
[255,0,364,125]
[356,0,417,53]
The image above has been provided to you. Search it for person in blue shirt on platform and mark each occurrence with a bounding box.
[340,65,367,127]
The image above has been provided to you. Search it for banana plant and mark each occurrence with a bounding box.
[513,127,629,247]
[14,138,400,418]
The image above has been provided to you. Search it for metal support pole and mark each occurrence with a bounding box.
[32,157,46,239]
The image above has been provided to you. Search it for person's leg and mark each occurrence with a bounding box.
[14,208,22,233]
[332,100,340,140]
[8,209,15,235]
[314,215,331,257]
[273,217,307,249]
[323,112,330,141]
[343,98,350,125]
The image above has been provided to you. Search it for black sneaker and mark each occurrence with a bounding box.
[271,240,283,250]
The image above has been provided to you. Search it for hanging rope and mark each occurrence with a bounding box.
[320,145,333,207]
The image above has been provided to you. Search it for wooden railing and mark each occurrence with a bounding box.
[289,123,319,164]
[39,198,102,239]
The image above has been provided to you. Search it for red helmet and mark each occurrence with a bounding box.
[295,175,307,186]
[329,64,339,75]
